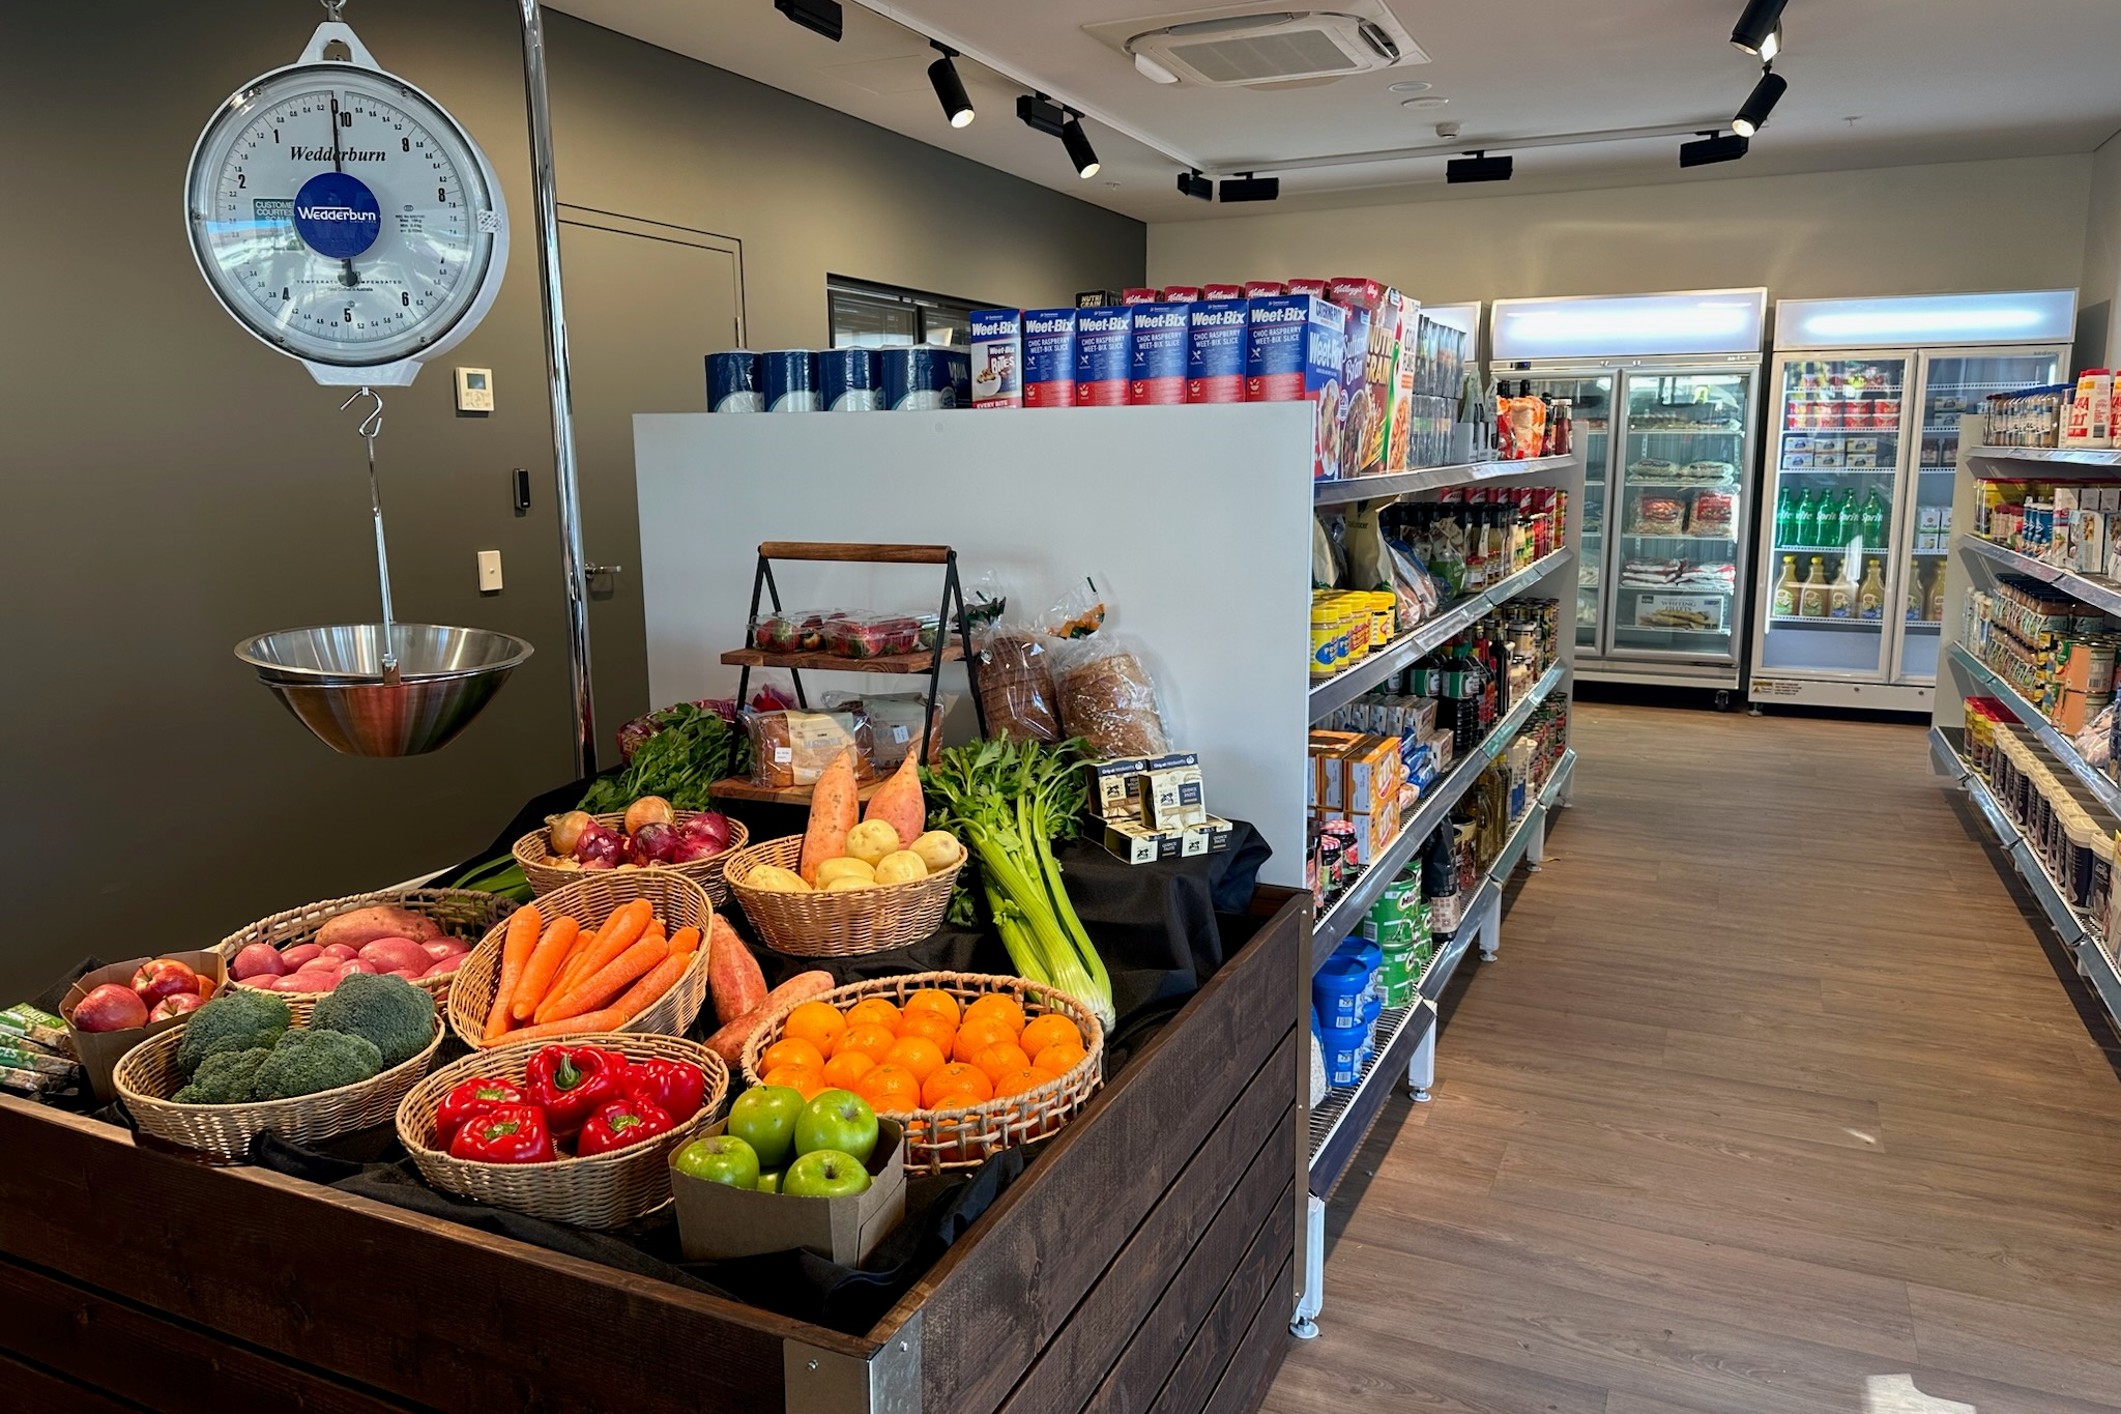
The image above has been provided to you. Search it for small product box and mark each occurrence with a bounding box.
[1785,436,1813,456]
[967,309,1023,409]
[1083,756,1149,820]
[1244,280,1285,297]
[1103,817,1182,865]
[1129,302,1191,405]
[1246,295,1348,480]
[1918,505,1943,532]
[1814,445,1845,468]
[1137,752,1206,829]
[1186,300,1250,403]
[1022,308,1080,407]
[1846,452,1878,469]
[1121,288,1160,305]
[2079,510,2108,574]
[1158,286,1201,304]
[1075,289,1122,308]
[2056,487,2082,564]
[1202,282,1245,301]
[673,1119,906,1265]
[1847,437,1880,455]
[1186,815,1235,856]
[1075,307,1134,406]
[63,949,229,1102]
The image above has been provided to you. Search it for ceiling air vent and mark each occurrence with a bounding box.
[1123,9,1425,87]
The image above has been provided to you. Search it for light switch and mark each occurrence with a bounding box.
[477,549,503,593]
[455,367,494,414]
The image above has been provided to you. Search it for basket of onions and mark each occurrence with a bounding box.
[512,796,748,904]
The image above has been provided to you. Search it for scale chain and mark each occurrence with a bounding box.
[339,386,399,681]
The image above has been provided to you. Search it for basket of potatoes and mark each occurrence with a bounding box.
[723,821,966,958]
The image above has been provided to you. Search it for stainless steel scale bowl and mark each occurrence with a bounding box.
[238,623,533,757]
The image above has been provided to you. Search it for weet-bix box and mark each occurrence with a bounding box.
[968,309,1023,409]
[1246,295,1347,480]
[1129,303,1191,405]
[1075,307,1134,406]
[1022,308,1079,407]
[1187,300,1250,403]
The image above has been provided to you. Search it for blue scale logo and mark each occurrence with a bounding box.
[292,171,381,259]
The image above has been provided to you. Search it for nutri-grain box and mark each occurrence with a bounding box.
[1286,277,1329,298]
[1022,308,1079,407]
[1244,280,1286,297]
[968,309,1023,409]
[1159,286,1202,304]
[1187,300,1250,403]
[1121,288,1160,305]
[1129,303,1190,405]
[1246,294,1348,480]
[1075,307,1134,406]
[1202,282,1244,301]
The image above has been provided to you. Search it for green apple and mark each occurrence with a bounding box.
[727,1084,806,1170]
[672,1134,760,1190]
[794,1089,878,1165]
[783,1148,872,1199]
[755,1169,782,1194]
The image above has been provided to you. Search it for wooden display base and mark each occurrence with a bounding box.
[720,644,963,674]
[708,775,884,807]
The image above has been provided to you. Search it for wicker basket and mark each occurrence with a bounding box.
[513,810,749,904]
[218,887,519,1005]
[741,971,1102,1175]
[397,1034,727,1228]
[724,834,964,959]
[447,871,714,1048]
[115,999,444,1164]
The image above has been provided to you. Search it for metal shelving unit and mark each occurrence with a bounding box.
[1958,535,2121,618]
[1311,453,1575,508]
[1968,445,2121,470]
[1945,645,2121,819]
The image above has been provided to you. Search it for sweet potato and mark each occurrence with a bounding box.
[318,905,442,951]
[862,753,925,855]
[799,749,860,885]
[703,970,834,1063]
[707,915,768,1024]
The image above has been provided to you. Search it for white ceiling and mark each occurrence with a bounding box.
[552,0,2121,223]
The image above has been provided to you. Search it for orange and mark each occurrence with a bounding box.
[963,994,1026,1035]
[883,1034,947,1083]
[903,988,961,1027]
[990,1065,1047,1099]
[1020,1013,1081,1057]
[922,1062,995,1108]
[840,1023,898,1065]
[821,1050,876,1089]
[760,1037,826,1075]
[971,1042,1033,1082]
[853,1063,922,1112]
[844,997,902,1034]
[783,1001,846,1059]
[952,1016,1015,1064]
[899,1011,956,1052]
[1033,1040,1089,1076]
[763,1063,828,1099]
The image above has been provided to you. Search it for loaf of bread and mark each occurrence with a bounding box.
[743,709,875,789]
[1058,649,1168,758]
[975,633,1060,743]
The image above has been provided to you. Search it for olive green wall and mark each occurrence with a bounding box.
[0,1,1142,998]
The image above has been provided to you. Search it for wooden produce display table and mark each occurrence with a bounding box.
[0,890,1307,1414]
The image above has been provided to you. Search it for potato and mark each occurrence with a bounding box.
[844,819,902,866]
[815,857,876,888]
[824,875,874,893]
[910,830,965,874]
[358,937,433,974]
[747,865,813,893]
[873,851,927,886]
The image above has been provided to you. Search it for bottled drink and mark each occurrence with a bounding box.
[1775,486,1796,545]
[1828,558,1854,619]
[1793,487,1816,545]
[1551,399,1573,456]
[1799,556,1830,618]
[1926,564,1947,623]
[1861,487,1887,547]
[1836,488,1862,546]
[1857,557,1886,620]
[1773,554,1801,616]
[1907,562,1927,622]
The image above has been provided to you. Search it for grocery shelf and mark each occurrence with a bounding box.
[1619,533,1736,542]
[1305,1000,1434,1200]
[1310,662,1566,971]
[1539,748,1577,808]
[1628,428,1742,437]
[1777,429,1900,438]
[1625,479,1740,490]
[1764,615,1883,630]
[1957,535,2121,619]
[1616,583,1735,595]
[1967,446,2121,471]
[1776,467,1895,475]
[1307,549,1572,720]
[1620,624,1729,637]
[1912,548,1950,557]
[1775,544,1886,554]
[1311,453,1575,508]
[1943,644,2121,821]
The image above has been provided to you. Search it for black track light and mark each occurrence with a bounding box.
[1177,169,1213,201]
[1731,68,1787,138]
[1218,174,1280,202]
[1446,151,1513,184]
[1730,0,1786,56]
[774,0,842,42]
[1061,118,1100,178]
[927,44,973,128]
[1679,131,1751,168]
[1016,94,1067,137]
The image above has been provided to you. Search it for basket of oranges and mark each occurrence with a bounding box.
[739,971,1103,1175]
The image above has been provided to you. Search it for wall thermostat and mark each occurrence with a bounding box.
[455,366,494,414]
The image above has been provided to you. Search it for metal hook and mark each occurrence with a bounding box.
[338,386,398,680]
[339,385,383,442]
[320,0,348,22]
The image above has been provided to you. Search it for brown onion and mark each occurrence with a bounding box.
[624,796,675,835]
[549,810,595,855]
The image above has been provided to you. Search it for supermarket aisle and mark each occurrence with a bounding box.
[1267,703,2121,1414]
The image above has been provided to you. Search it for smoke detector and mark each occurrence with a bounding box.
[1093,4,1427,87]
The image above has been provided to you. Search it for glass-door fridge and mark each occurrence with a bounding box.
[1493,289,1768,698]
[1749,290,2076,712]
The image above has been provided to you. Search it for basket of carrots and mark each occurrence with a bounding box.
[447,873,715,1049]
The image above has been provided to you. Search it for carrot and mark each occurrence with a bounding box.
[668,925,702,958]
[486,1008,624,1045]
[483,904,542,1042]
[609,952,689,1023]
[800,748,860,884]
[541,937,667,1023]
[510,915,580,1021]
[549,899,652,1003]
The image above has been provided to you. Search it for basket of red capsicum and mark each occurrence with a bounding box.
[395,1034,726,1228]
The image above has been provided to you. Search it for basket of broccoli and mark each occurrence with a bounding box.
[116,975,444,1162]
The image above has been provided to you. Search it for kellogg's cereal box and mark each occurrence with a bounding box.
[1159,286,1202,303]
[1244,280,1286,297]
[1075,307,1134,406]
[1186,300,1249,403]
[1246,295,1348,480]
[1121,288,1160,305]
[1202,282,1244,301]
[1129,303,1190,405]
[1023,308,1079,408]
[1286,278,1329,298]
[968,309,1023,409]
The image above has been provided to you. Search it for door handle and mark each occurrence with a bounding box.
[584,564,624,577]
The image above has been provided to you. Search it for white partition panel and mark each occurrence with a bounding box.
[632,405,1317,887]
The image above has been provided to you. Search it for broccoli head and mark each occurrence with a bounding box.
[172,1046,272,1105]
[307,972,436,1067]
[176,989,292,1078]
[251,1028,383,1100]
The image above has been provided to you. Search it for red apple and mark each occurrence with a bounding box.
[149,992,207,1022]
[132,958,201,1008]
[71,983,149,1033]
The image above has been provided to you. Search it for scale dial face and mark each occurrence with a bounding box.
[185,59,505,372]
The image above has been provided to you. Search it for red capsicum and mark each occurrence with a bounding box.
[621,1057,708,1124]
[434,1076,528,1146]
[525,1044,629,1139]
[447,1105,555,1164]
[576,1097,674,1157]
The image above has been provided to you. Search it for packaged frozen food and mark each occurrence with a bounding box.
[1628,457,1678,480]
[1688,490,1736,537]
[1632,495,1685,536]
[975,631,1061,743]
[742,709,875,789]
[1055,640,1170,758]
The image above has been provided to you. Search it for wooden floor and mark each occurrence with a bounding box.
[1265,702,2121,1414]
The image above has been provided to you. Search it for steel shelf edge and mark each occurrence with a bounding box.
[1968,445,2121,470]
[1944,645,2121,822]
[1539,749,1578,808]
[1956,536,2121,619]
[1934,729,2089,947]
[1306,1000,1434,1200]
[1312,453,1575,507]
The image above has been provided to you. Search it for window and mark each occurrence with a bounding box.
[827,276,987,349]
